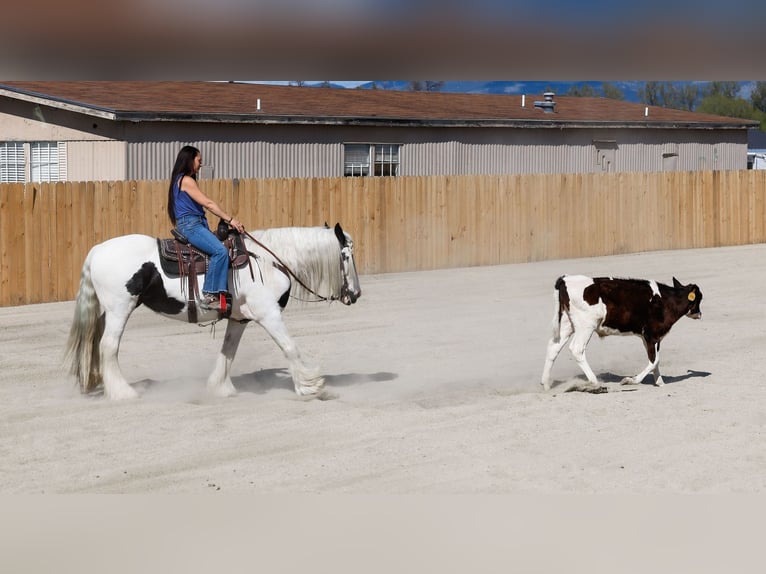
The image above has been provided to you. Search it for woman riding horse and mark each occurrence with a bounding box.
[167,146,245,311]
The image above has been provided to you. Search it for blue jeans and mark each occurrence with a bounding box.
[176,215,229,295]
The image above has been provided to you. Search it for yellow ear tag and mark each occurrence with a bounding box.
[688,292,696,302]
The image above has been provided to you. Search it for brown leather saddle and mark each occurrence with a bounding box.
[156,222,254,322]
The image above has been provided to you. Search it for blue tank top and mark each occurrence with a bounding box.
[173,174,205,220]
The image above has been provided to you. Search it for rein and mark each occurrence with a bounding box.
[241,229,331,303]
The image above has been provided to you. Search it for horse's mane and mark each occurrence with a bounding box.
[247,226,343,302]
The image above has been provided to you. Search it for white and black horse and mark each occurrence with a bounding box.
[65,223,361,400]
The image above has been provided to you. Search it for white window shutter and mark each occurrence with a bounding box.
[31,142,60,182]
[57,142,67,181]
[0,142,26,183]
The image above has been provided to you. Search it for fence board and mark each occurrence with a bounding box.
[43,185,57,303]
[1,186,18,305]
[22,185,37,303]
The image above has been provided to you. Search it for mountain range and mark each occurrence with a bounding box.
[314,81,757,104]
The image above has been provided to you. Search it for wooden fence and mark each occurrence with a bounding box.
[2,170,766,307]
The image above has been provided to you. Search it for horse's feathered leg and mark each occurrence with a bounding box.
[100,301,139,400]
[206,319,247,397]
[262,311,325,396]
[244,301,325,397]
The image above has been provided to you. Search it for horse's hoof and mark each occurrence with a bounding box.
[209,389,237,398]
[104,388,139,400]
[316,389,338,401]
[620,377,637,385]
[207,383,237,398]
[295,388,337,401]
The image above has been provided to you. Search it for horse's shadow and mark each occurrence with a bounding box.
[125,369,398,398]
[232,369,399,395]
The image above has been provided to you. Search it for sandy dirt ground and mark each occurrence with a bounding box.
[2,243,766,495]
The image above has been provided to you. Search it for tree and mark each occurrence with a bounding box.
[639,82,662,106]
[696,93,759,119]
[639,81,699,111]
[677,84,700,111]
[566,83,597,97]
[705,81,740,99]
[601,82,624,100]
[661,83,700,111]
[750,81,766,113]
[288,81,306,87]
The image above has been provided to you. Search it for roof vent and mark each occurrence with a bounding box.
[534,91,556,113]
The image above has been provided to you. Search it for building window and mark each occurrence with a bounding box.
[0,141,66,182]
[0,142,26,183]
[344,143,400,176]
[344,144,370,176]
[31,142,62,182]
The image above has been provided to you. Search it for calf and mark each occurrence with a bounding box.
[541,275,702,390]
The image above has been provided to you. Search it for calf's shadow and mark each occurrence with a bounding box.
[549,369,712,393]
[597,369,712,385]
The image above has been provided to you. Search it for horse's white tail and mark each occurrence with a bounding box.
[64,250,104,393]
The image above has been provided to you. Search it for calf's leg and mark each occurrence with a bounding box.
[568,327,600,385]
[541,313,574,390]
[622,339,664,386]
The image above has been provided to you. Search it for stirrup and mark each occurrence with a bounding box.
[199,292,232,315]
[200,294,222,311]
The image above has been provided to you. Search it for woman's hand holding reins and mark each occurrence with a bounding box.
[228,217,245,233]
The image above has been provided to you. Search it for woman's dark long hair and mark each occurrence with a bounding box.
[167,145,200,225]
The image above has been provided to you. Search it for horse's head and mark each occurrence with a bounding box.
[333,223,361,305]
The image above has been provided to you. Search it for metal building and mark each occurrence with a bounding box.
[0,81,757,183]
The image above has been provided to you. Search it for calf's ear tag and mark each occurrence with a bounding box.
[688,292,696,302]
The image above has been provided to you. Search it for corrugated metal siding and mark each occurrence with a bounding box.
[402,129,747,175]
[125,129,747,181]
[403,141,599,175]
[624,141,746,171]
[614,130,747,172]
[128,141,342,181]
[66,140,127,182]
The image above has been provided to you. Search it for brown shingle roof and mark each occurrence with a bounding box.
[0,81,757,128]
